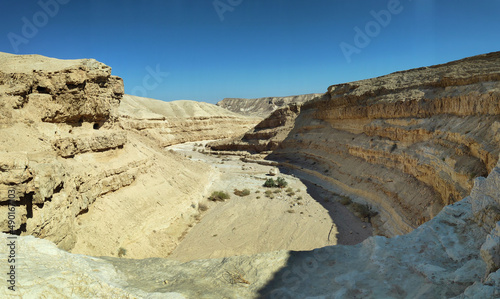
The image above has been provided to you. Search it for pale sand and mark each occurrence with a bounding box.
[167,141,372,262]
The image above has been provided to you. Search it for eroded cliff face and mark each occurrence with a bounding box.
[0,52,124,124]
[0,53,255,259]
[208,104,301,154]
[212,52,500,236]
[119,95,261,147]
[217,93,322,118]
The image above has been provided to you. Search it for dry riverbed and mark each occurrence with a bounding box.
[166,141,372,262]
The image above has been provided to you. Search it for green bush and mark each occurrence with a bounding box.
[276,177,288,188]
[209,191,230,202]
[264,178,277,188]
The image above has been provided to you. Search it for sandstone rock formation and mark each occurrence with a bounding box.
[2,156,499,298]
[209,104,302,153]
[119,94,260,147]
[212,52,500,237]
[0,52,257,259]
[217,93,322,118]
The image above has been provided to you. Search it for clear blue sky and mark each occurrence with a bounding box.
[1,0,499,104]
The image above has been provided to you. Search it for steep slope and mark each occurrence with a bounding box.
[119,94,261,146]
[209,103,302,154]
[2,157,498,298]
[0,53,236,259]
[217,93,322,118]
[212,52,500,236]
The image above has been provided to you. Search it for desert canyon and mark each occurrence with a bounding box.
[0,51,499,298]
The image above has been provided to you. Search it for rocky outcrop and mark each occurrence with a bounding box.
[0,53,222,258]
[53,132,127,157]
[0,52,123,124]
[2,157,499,298]
[217,93,322,118]
[216,52,500,236]
[119,95,261,147]
[208,104,301,153]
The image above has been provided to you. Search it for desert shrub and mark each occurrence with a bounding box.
[255,190,260,193]
[276,177,288,188]
[273,189,281,194]
[209,191,230,202]
[297,196,303,200]
[198,203,208,212]
[286,187,293,193]
[234,189,251,197]
[339,196,352,206]
[118,247,127,257]
[264,178,277,187]
[351,202,378,219]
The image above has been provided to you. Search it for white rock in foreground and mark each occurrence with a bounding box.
[0,233,184,298]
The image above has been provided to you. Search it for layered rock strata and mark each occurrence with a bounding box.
[211,52,500,236]
[119,94,261,147]
[0,53,255,258]
[217,93,322,117]
[208,104,301,153]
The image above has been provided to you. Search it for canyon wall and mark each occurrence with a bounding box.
[217,93,322,118]
[212,52,500,236]
[120,95,261,147]
[0,53,255,259]
[209,103,302,154]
